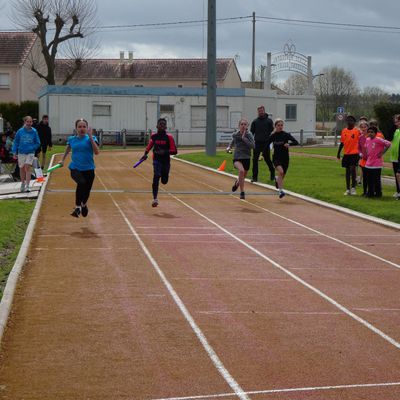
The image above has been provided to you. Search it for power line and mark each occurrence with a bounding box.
[257,15,400,32]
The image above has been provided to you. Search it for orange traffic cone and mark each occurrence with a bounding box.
[217,160,226,171]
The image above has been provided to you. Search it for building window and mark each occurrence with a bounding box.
[0,73,10,89]
[92,104,111,116]
[160,104,174,113]
[191,106,229,128]
[285,104,297,121]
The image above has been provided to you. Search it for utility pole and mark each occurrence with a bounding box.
[251,11,255,86]
[206,0,216,156]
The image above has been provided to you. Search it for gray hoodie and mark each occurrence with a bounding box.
[228,130,255,159]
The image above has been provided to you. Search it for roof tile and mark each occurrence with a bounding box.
[0,32,37,65]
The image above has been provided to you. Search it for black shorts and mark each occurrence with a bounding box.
[273,156,289,174]
[342,154,359,168]
[233,159,250,171]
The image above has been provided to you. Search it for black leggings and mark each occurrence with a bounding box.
[345,165,357,190]
[152,160,170,199]
[393,162,400,192]
[70,169,95,206]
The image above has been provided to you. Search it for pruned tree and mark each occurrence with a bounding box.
[11,0,98,85]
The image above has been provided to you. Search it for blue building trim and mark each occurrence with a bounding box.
[38,85,245,98]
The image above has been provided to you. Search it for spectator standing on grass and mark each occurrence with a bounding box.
[390,114,400,199]
[59,118,99,218]
[358,120,370,196]
[12,116,40,192]
[140,118,177,208]
[250,105,275,182]
[266,118,299,199]
[365,126,391,198]
[337,115,360,195]
[227,118,255,200]
[35,115,52,169]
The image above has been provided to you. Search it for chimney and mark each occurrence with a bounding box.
[128,51,133,62]
[120,51,125,62]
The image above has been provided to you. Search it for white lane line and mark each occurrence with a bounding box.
[152,381,400,400]
[197,311,342,316]
[240,200,400,270]
[96,177,249,400]
[353,308,400,312]
[171,195,400,350]
[173,278,292,282]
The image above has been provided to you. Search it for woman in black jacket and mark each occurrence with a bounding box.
[267,119,299,198]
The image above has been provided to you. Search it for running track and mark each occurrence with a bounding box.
[0,150,399,400]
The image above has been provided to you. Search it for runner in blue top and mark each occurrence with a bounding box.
[12,115,41,192]
[59,118,99,217]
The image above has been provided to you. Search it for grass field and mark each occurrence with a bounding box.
[177,150,400,224]
[0,200,35,298]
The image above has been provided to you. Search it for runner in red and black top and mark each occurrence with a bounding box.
[266,118,299,199]
[141,118,177,207]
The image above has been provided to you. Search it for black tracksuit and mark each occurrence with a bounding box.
[250,115,274,180]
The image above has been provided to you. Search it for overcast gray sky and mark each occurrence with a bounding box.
[1,0,400,92]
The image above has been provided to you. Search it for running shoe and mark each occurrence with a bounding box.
[393,192,400,198]
[279,190,286,199]
[344,189,350,196]
[251,178,257,183]
[25,186,30,193]
[350,187,357,195]
[70,207,81,218]
[152,199,159,207]
[81,205,89,217]
[240,192,245,200]
[232,180,239,192]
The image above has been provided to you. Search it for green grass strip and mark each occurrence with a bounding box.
[0,200,35,298]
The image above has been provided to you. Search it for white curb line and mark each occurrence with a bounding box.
[174,157,400,231]
[0,155,57,343]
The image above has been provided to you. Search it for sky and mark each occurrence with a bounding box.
[1,0,400,92]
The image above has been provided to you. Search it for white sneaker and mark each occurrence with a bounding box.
[20,183,25,192]
[393,192,400,198]
[152,199,159,207]
[344,189,350,196]
[350,187,356,195]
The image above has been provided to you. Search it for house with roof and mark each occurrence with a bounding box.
[55,52,242,89]
[0,32,46,104]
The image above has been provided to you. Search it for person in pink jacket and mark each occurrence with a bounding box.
[365,126,391,198]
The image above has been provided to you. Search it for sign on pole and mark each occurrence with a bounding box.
[337,106,345,114]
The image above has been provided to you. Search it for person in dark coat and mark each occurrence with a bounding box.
[250,105,275,182]
[35,115,53,169]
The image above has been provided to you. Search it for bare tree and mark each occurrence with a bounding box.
[11,0,98,85]
[314,66,359,124]
[281,74,308,95]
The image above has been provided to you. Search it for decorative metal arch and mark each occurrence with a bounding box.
[265,40,314,95]
[271,41,309,77]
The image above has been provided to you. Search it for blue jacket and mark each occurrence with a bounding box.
[12,127,41,155]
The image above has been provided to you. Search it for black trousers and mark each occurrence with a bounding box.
[252,141,275,180]
[152,160,170,199]
[70,169,95,206]
[366,168,382,197]
[393,162,400,193]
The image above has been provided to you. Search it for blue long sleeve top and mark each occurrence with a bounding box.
[12,127,41,155]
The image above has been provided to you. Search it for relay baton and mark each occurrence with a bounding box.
[46,163,62,173]
[133,157,146,168]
